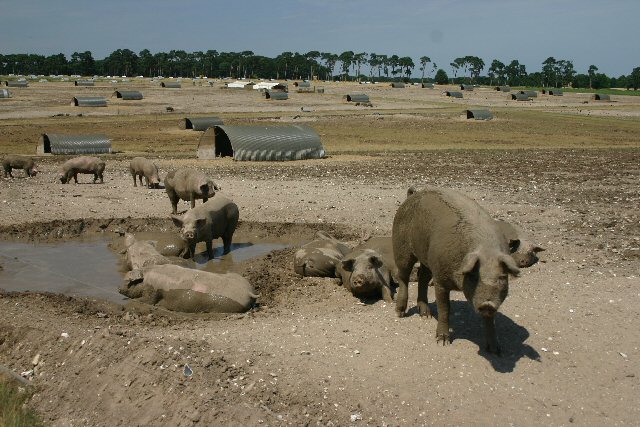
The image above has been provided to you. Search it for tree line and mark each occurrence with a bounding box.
[1,49,638,90]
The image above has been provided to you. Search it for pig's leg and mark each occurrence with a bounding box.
[434,283,451,345]
[99,172,104,183]
[222,235,232,254]
[131,171,137,187]
[167,190,179,215]
[483,317,501,355]
[381,283,393,303]
[417,264,432,317]
[206,240,213,259]
[394,251,416,317]
[93,173,98,183]
[190,193,196,209]
[73,173,78,184]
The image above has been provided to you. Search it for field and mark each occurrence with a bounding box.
[0,79,639,426]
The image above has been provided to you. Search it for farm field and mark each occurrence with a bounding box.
[0,79,639,426]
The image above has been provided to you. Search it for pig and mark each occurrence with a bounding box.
[129,157,160,188]
[495,220,545,268]
[393,186,520,354]
[164,168,221,214]
[59,156,105,184]
[171,195,239,260]
[121,233,192,282]
[2,155,38,178]
[337,237,396,302]
[125,231,189,258]
[119,264,258,313]
[293,231,351,277]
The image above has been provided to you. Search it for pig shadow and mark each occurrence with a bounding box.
[407,301,540,372]
[192,242,254,264]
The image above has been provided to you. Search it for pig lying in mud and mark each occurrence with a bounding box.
[129,157,160,188]
[171,195,239,260]
[338,237,396,303]
[164,168,221,214]
[293,231,351,278]
[393,186,521,355]
[2,155,38,178]
[59,156,105,184]
[121,233,192,281]
[119,264,258,313]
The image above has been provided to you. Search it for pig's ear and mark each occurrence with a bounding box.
[171,215,183,228]
[458,252,479,276]
[341,258,355,272]
[499,254,521,277]
[368,255,383,268]
[195,218,207,228]
[508,239,521,253]
[200,183,211,195]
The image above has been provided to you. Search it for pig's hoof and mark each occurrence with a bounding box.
[436,329,450,345]
[395,309,406,318]
[417,303,432,317]
[485,342,502,356]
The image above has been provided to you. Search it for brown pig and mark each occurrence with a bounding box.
[129,157,160,188]
[495,220,545,268]
[2,155,38,178]
[293,231,351,278]
[164,168,221,214]
[59,156,105,184]
[393,186,520,354]
[171,194,239,260]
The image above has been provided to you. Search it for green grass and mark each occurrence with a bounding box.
[0,382,42,427]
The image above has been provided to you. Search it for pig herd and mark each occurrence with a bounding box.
[3,154,545,354]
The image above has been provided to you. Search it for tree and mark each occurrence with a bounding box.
[588,65,598,89]
[506,60,526,86]
[465,56,485,83]
[419,56,431,82]
[321,52,338,80]
[305,50,321,80]
[338,51,354,80]
[434,69,449,85]
[630,67,640,90]
[557,60,575,87]
[399,56,415,79]
[488,59,505,86]
[276,51,293,79]
[353,52,368,81]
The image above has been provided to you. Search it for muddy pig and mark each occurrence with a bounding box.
[2,155,38,178]
[164,168,221,214]
[129,157,160,188]
[337,237,396,302]
[171,194,239,260]
[393,186,520,354]
[59,156,105,184]
[495,220,545,268]
[293,231,351,277]
[119,264,258,313]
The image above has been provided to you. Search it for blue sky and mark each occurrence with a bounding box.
[1,0,638,76]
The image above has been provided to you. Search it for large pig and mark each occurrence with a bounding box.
[495,220,545,268]
[121,233,192,283]
[171,195,239,260]
[119,264,258,313]
[293,231,351,277]
[59,156,105,184]
[337,237,396,302]
[2,155,38,178]
[129,157,160,188]
[393,186,520,354]
[164,168,221,214]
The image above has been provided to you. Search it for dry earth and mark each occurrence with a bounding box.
[0,80,639,426]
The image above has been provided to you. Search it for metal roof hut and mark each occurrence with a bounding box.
[548,89,563,96]
[519,90,538,97]
[593,93,611,101]
[161,82,181,88]
[445,91,463,98]
[5,81,28,87]
[465,109,493,120]
[421,83,434,88]
[181,117,224,131]
[73,96,108,107]
[511,93,530,101]
[460,84,474,91]
[391,82,405,88]
[294,81,311,88]
[0,89,11,98]
[197,125,325,161]
[343,93,370,103]
[37,133,111,155]
[264,91,288,100]
[113,90,143,100]
[495,86,511,92]
[75,80,94,86]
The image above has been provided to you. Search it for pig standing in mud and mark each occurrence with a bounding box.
[393,186,521,354]
[293,231,351,278]
[164,168,220,214]
[338,237,396,302]
[129,157,160,188]
[59,156,105,184]
[119,264,258,313]
[2,155,38,178]
[171,195,239,260]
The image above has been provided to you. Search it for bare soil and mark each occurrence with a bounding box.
[0,81,639,426]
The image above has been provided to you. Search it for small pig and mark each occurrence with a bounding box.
[119,264,258,313]
[164,168,221,214]
[59,156,105,184]
[393,186,520,354]
[2,155,38,178]
[129,157,160,188]
[293,231,351,277]
[171,194,239,260]
[495,220,545,268]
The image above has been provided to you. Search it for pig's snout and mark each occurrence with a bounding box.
[183,230,195,240]
[477,301,497,318]
[351,275,366,289]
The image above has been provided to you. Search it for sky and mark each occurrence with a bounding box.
[1,0,638,77]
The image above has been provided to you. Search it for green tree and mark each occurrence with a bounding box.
[305,50,321,80]
[629,67,640,90]
[399,56,415,79]
[69,51,95,76]
[338,51,354,80]
[488,59,505,85]
[419,56,431,82]
[353,52,368,81]
[588,65,598,89]
[321,52,338,80]
[434,68,449,84]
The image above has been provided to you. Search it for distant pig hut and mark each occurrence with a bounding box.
[181,117,224,131]
[445,91,463,98]
[343,93,370,103]
[37,133,112,155]
[593,93,611,101]
[5,81,28,87]
[161,82,181,88]
[0,89,11,98]
[391,82,405,88]
[197,125,325,161]
[73,96,108,107]
[264,90,288,100]
[420,83,434,88]
[113,90,143,100]
[465,109,493,120]
[460,84,474,91]
[495,86,511,92]
[75,80,95,86]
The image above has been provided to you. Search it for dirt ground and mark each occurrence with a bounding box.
[0,80,639,426]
